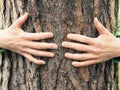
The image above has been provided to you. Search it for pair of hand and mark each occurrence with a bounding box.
[0,13,120,67]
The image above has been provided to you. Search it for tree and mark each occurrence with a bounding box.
[0,0,118,90]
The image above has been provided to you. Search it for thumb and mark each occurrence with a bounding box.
[94,17,110,35]
[10,12,29,28]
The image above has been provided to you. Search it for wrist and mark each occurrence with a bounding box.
[113,36,120,62]
[0,30,6,53]
[0,30,5,48]
[116,37,120,57]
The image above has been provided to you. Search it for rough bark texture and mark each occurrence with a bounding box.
[0,0,118,90]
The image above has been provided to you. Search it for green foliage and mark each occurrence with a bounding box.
[118,64,120,90]
[117,0,120,89]
[116,0,120,36]
[0,48,5,53]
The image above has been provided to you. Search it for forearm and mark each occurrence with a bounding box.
[0,30,5,48]
[0,29,11,49]
[112,38,120,62]
[113,38,120,57]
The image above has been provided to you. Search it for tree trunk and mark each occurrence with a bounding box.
[0,0,118,90]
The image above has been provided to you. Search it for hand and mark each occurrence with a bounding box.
[0,13,58,65]
[62,18,120,67]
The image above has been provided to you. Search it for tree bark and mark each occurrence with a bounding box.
[0,0,118,90]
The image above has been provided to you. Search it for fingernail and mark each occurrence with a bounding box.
[50,53,54,57]
[94,17,98,21]
[49,32,54,37]
[45,32,53,36]
[62,41,67,46]
[25,12,28,15]
[67,34,71,38]
[23,12,28,17]
[42,61,46,64]
[72,62,79,67]
[54,45,58,49]
[39,61,46,65]
[65,53,69,57]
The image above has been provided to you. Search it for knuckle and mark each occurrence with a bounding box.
[75,46,81,51]
[94,40,104,48]
[94,41,102,47]
[93,48,102,54]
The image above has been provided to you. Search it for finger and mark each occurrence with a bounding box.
[94,17,110,35]
[72,59,101,67]
[23,48,55,57]
[67,34,94,44]
[64,53,97,60]
[62,41,93,52]
[10,12,29,28]
[24,42,58,49]
[23,53,46,65]
[21,32,54,40]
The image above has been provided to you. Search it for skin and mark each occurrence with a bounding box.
[0,13,58,65]
[0,14,119,67]
[62,17,120,67]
